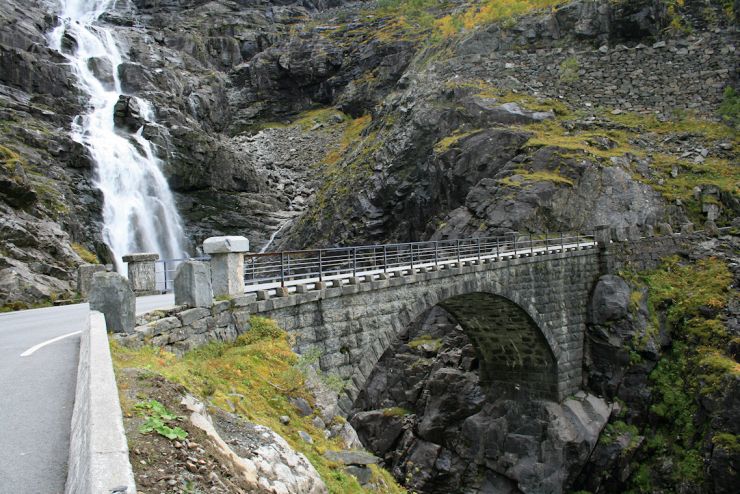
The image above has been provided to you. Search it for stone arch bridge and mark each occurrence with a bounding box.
[118,233,605,414]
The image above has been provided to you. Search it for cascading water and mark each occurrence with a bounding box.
[48,0,186,272]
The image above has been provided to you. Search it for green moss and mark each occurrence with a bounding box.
[382,407,412,417]
[718,86,740,129]
[408,334,443,352]
[712,433,740,453]
[433,129,482,153]
[559,57,580,83]
[71,242,99,264]
[599,420,641,449]
[498,168,574,187]
[112,316,407,494]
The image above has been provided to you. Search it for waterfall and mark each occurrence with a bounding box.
[48,0,187,273]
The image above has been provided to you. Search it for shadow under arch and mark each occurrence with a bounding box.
[435,292,559,400]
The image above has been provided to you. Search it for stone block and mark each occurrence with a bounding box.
[202,236,250,254]
[212,300,230,314]
[231,293,257,307]
[89,272,135,334]
[174,261,212,308]
[77,264,106,297]
[178,307,211,326]
[257,290,270,300]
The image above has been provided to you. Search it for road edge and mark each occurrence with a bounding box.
[65,310,136,494]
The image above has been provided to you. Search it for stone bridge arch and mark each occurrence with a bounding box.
[257,250,599,413]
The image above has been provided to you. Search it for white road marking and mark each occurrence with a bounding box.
[20,331,81,357]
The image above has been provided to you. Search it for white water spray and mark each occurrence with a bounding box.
[48,0,186,272]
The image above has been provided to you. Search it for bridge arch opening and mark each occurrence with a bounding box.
[436,292,558,400]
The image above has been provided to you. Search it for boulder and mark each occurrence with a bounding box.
[89,272,135,333]
[589,275,631,325]
[113,95,145,132]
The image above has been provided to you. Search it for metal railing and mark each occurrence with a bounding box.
[243,232,596,294]
[154,256,209,292]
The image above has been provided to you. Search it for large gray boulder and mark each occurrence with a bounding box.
[589,275,631,325]
[174,261,212,308]
[89,272,135,333]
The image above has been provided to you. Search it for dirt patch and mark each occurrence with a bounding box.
[117,368,254,493]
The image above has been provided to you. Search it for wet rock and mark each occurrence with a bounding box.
[113,95,145,132]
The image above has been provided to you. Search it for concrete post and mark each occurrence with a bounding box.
[89,272,135,333]
[121,252,159,294]
[174,261,213,308]
[203,236,249,298]
[77,264,106,298]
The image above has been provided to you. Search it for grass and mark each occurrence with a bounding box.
[112,316,406,494]
[498,168,575,187]
[434,0,562,39]
[71,242,99,264]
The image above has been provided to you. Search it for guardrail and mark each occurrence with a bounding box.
[243,232,596,293]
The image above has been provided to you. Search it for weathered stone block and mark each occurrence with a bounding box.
[178,307,211,326]
[202,236,250,254]
[89,272,135,334]
[174,261,212,308]
[77,264,106,297]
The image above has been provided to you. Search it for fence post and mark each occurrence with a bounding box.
[545,231,548,253]
[530,233,533,256]
[476,237,481,264]
[410,244,414,272]
[577,234,580,250]
[434,241,439,268]
[496,238,499,260]
[318,249,323,282]
[383,245,387,273]
[513,235,517,257]
[352,248,357,277]
[280,251,286,288]
[456,239,461,266]
[561,232,564,252]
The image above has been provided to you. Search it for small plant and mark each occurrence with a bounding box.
[559,57,580,83]
[71,242,99,264]
[718,86,740,129]
[135,399,188,441]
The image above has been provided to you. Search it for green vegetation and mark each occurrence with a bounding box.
[71,242,99,264]
[112,316,406,494]
[498,168,575,187]
[718,86,740,129]
[135,399,189,441]
[599,420,641,450]
[559,57,580,83]
[408,334,443,352]
[382,407,412,417]
[433,129,482,153]
[620,256,737,492]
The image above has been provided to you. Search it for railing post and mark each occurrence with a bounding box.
[456,239,461,266]
[163,261,169,291]
[496,238,500,260]
[410,244,414,272]
[513,234,517,257]
[318,249,323,282]
[577,234,580,250]
[280,251,286,288]
[530,233,533,256]
[122,252,159,295]
[476,237,481,264]
[352,248,357,277]
[203,236,249,297]
[383,245,387,273]
[434,241,439,268]
[561,232,564,252]
[545,231,548,253]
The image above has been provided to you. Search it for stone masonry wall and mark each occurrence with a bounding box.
[465,30,737,115]
[116,248,602,413]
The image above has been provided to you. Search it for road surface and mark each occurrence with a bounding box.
[0,294,174,493]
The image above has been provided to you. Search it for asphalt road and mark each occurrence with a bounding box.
[0,294,174,493]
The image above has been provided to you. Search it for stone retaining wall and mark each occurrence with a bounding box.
[66,311,136,494]
[467,31,737,115]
